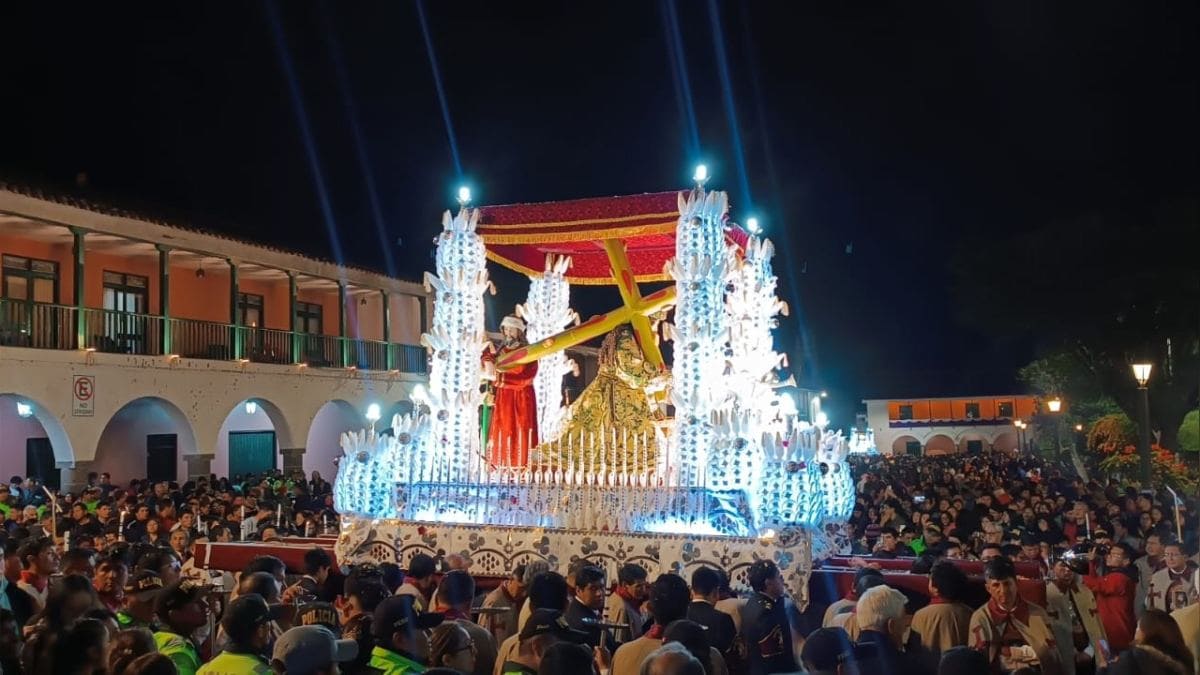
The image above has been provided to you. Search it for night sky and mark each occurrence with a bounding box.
[2,2,1195,426]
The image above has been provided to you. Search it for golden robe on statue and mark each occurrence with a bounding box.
[546,327,668,470]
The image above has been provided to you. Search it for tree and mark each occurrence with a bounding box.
[1180,410,1200,453]
[953,200,1200,452]
[1087,414,1136,453]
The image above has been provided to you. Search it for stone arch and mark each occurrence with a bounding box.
[381,400,416,433]
[956,431,989,454]
[94,396,200,485]
[304,399,365,482]
[992,431,1019,453]
[891,434,922,456]
[0,392,75,483]
[924,434,957,456]
[211,397,290,479]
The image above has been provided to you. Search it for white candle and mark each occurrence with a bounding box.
[119,510,126,541]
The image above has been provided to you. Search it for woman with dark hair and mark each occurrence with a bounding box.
[428,622,477,673]
[55,618,110,675]
[107,628,158,675]
[20,573,101,672]
[1103,609,1194,675]
[662,620,715,675]
[142,518,166,547]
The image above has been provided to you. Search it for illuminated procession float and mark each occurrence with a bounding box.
[333,169,854,603]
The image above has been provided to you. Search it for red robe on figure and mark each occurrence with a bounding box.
[485,346,538,467]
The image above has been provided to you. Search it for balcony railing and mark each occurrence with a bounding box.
[0,300,427,374]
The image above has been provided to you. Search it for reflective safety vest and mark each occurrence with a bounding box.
[196,650,273,675]
[367,646,426,674]
[154,630,202,675]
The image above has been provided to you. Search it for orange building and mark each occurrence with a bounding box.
[1,183,430,490]
[862,395,1042,455]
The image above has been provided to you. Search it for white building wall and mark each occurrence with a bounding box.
[0,405,49,482]
[0,346,424,488]
[865,399,1028,455]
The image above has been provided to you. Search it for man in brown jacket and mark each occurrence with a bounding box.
[969,557,1064,675]
[909,560,973,670]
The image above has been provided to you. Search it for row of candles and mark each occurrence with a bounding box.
[421,425,681,488]
[402,481,729,533]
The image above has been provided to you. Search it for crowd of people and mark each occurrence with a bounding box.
[820,452,1200,675]
[0,451,1195,675]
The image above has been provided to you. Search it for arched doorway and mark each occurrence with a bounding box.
[957,432,988,455]
[380,400,416,434]
[992,431,1019,453]
[212,399,289,480]
[924,434,957,456]
[304,400,365,483]
[0,393,73,490]
[891,435,922,456]
[95,397,199,485]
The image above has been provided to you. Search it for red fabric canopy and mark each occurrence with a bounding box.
[477,191,748,285]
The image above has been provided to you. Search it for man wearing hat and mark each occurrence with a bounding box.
[119,570,163,631]
[154,579,213,675]
[500,608,589,675]
[272,625,359,675]
[198,593,284,674]
[297,602,341,633]
[482,314,538,468]
[368,594,444,674]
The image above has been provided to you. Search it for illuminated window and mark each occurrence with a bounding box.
[965,402,980,419]
[898,404,914,420]
[997,401,1015,418]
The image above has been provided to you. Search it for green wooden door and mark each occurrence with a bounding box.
[228,431,276,478]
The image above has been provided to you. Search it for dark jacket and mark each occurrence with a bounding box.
[741,592,794,675]
[564,597,613,649]
[2,580,35,627]
[856,628,915,675]
[687,600,737,653]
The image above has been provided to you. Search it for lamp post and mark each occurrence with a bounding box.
[1132,363,1153,486]
[1014,419,1027,453]
[1046,397,1063,461]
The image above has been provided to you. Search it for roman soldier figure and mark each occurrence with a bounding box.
[483,315,538,467]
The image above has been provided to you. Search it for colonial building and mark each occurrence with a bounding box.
[862,395,1041,455]
[0,183,432,490]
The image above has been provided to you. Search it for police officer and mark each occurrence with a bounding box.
[741,560,795,674]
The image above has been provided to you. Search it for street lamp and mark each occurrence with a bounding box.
[1044,397,1064,460]
[1131,362,1153,486]
[1014,419,1027,453]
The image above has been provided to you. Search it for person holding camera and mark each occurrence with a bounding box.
[1080,541,1138,654]
[1046,556,1109,673]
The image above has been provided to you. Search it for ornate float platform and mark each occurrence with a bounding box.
[336,519,814,604]
[333,176,854,605]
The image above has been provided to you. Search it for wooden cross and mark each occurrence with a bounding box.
[496,239,675,372]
